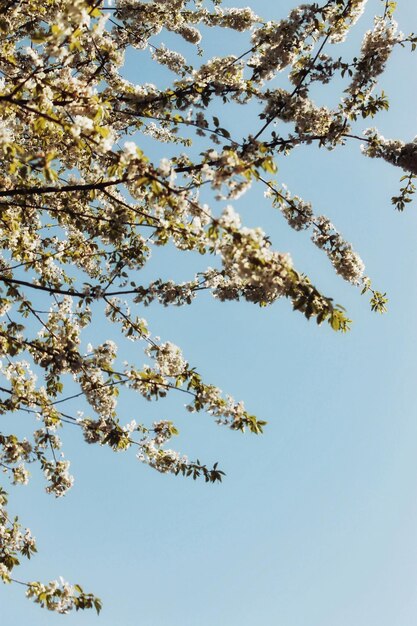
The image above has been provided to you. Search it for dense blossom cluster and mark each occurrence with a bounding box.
[216,206,294,304]
[362,129,417,175]
[262,88,347,145]
[0,0,414,615]
[268,185,365,284]
[348,16,399,94]
[312,216,365,284]
[326,0,367,43]
[250,5,318,80]
[270,186,314,231]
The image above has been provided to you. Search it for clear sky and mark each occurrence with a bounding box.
[2,1,417,625]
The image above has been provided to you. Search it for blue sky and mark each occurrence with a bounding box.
[2,1,417,624]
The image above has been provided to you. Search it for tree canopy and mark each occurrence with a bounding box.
[0,0,416,614]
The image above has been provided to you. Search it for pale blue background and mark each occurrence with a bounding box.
[2,1,417,624]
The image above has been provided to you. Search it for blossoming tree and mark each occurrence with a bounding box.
[0,0,415,614]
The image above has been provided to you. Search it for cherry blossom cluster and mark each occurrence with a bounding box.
[325,0,367,43]
[344,15,400,115]
[249,5,318,80]
[261,89,347,146]
[312,216,365,284]
[26,578,101,614]
[0,487,37,584]
[269,185,364,285]
[362,129,417,176]
[216,206,294,305]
